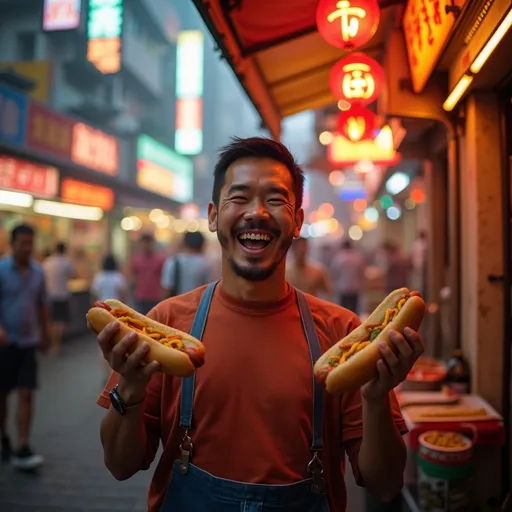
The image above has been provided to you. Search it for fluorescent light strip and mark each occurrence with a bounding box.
[470,8,512,74]
[443,75,474,112]
[0,190,34,208]
[33,200,104,221]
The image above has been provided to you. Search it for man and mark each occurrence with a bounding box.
[0,224,49,470]
[42,242,75,355]
[287,237,333,299]
[161,231,212,297]
[330,239,366,314]
[382,240,413,294]
[130,234,165,314]
[94,137,423,511]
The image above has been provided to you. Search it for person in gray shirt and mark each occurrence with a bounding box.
[161,232,213,297]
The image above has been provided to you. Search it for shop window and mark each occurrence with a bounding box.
[17,32,36,61]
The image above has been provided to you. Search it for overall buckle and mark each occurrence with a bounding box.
[179,430,193,475]
[307,451,325,494]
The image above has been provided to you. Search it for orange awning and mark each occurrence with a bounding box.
[193,0,404,139]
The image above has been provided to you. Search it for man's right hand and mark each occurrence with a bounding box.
[94,321,161,403]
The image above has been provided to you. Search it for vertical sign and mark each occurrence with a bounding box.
[175,31,204,155]
[87,0,124,75]
[0,85,28,146]
[43,0,81,31]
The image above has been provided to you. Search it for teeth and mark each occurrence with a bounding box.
[238,233,271,241]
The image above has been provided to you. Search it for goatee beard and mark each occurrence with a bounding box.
[217,223,293,282]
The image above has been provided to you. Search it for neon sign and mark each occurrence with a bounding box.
[175,31,204,155]
[87,0,124,75]
[316,0,380,50]
[336,105,376,142]
[43,0,81,31]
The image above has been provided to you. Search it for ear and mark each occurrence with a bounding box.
[293,208,304,238]
[208,202,218,233]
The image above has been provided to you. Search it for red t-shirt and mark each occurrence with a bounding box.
[130,252,165,301]
[97,283,407,511]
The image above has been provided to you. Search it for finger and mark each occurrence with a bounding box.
[379,341,400,370]
[389,330,413,358]
[375,359,393,385]
[97,321,119,352]
[142,360,161,379]
[124,342,150,373]
[403,327,424,357]
[110,331,138,370]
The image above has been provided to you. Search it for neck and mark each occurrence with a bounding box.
[14,256,29,269]
[295,257,306,267]
[221,259,288,302]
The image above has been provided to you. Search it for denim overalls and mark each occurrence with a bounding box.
[161,282,330,512]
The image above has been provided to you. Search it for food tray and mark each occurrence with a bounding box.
[402,394,502,424]
[398,389,460,408]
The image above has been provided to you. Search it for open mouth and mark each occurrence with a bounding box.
[237,231,274,251]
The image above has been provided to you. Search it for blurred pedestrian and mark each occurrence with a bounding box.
[161,231,212,297]
[42,242,75,356]
[91,255,128,380]
[0,224,49,470]
[330,239,366,315]
[286,237,333,299]
[93,137,418,511]
[382,240,412,293]
[130,234,165,314]
[411,229,428,298]
[91,254,128,303]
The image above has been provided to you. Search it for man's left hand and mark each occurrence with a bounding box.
[361,327,424,402]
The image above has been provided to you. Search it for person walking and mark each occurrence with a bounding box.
[0,224,49,470]
[286,237,333,300]
[93,137,423,512]
[382,240,413,294]
[161,231,212,297]
[330,239,366,315]
[129,234,165,314]
[42,242,75,355]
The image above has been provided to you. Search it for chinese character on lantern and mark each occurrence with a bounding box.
[329,53,384,105]
[316,0,380,50]
[336,104,376,142]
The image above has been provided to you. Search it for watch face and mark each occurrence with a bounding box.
[109,388,125,415]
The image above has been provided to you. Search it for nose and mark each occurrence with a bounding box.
[243,200,270,222]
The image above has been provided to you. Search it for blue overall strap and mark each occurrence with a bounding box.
[179,281,219,430]
[295,290,324,452]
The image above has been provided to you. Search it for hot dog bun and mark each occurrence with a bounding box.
[314,288,425,394]
[87,299,205,378]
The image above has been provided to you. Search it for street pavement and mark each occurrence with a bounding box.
[0,334,364,512]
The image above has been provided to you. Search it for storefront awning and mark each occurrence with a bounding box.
[192,0,403,139]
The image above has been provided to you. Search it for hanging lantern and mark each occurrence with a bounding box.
[329,52,384,106]
[316,0,380,51]
[336,104,376,142]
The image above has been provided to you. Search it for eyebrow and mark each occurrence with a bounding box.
[226,184,251,195]
[268,186,291,199]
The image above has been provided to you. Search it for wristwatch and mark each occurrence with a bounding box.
[109,385,144,415]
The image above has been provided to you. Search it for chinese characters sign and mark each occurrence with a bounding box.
[0,85,27,146]
[403,0,468,93]
[43,0,81,31]
[0,155,58,198]
[27,102,74,159]
[61,178,114,210]
[71,123,119,176]
[87,0,124,74]
[329,53,384,105]
[316,0,380,50]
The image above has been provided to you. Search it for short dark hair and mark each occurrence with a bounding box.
[341,239,353,250]
[103,254,118,271]
[140,233,154,243]
[184,231,205,251]
[56,242,66,254]
[11,224,34,244]
[212,137,305,209]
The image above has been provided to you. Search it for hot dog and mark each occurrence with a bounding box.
[87,299,205,377]
[314,288,425,394]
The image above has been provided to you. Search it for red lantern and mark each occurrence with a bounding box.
[329,52,384,106]
[316,0,380,51]
[336,105,376,142]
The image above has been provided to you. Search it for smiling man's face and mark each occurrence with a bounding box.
[208,157,303,282]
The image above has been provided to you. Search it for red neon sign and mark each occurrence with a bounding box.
[329,52,384,106]
[61,178,114,210]
[336,105,376,142]
[316,0,380,50]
